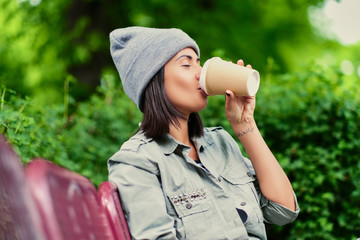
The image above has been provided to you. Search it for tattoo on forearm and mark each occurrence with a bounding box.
[237,128,254,137]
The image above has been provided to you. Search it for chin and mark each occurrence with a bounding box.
[197,102,208,112]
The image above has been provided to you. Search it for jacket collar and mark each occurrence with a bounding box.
[156,130,214,155]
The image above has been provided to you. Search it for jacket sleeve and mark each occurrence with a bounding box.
[259,189,300,226]
[243,157,300,226]
[108,150,178,240]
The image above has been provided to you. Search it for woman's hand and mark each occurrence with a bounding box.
[225,60,256,129]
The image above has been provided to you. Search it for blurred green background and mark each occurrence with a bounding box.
[1,0,359,239]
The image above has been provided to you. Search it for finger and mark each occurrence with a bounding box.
[226,90,234,97]
[245,96,255,100]
[246,64,252,69]
[237,59,244,66]
[225,90,236,111]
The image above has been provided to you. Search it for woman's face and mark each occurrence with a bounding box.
[164,48,207,117]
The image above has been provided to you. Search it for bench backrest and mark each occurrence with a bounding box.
[25,159,115,240]
[98,181,131,240]
[0,136,45,240]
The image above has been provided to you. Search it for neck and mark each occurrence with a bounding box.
[169,117,190,146]
[169,115,199,161]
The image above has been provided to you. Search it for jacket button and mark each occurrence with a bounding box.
[241,202,246,206]
[218,177,222,182]
[186,203,192,209]
[247,172,252,177]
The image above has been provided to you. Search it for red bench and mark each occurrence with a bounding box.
[98,181,131,240]
[0,136,131,240]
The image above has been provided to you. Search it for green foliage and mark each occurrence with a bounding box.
[255,64,360,239]
[0,0,71,103]
[0,73,142,186]
[0,87,68,164]
[1,0,334,104]
[61,73,142,185]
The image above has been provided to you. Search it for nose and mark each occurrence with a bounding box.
[196,65,202,80]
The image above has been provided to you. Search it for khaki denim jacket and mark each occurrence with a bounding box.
[108,127,300,240]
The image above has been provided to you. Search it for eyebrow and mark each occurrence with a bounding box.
[175,55,200,62]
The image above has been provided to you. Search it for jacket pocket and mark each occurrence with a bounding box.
[166,188,218,239]
[222,164,257,197]
[221,168,264,224]
[221,159,258,199]
[222,167,255,184]
[167,188,209,218]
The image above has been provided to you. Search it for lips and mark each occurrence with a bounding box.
[198,88,209,97]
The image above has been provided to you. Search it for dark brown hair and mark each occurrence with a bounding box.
[139,67,204,139]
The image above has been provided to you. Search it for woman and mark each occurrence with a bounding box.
[108,26,299,240]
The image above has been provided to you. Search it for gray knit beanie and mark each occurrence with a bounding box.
[109,26,200,111]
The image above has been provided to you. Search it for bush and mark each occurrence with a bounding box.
[61,75,142,185]
[0,88,69,165]
[255,64,360,239]
[0,75,142,186]
[1,63,359,239]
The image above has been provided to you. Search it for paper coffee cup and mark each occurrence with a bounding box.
[200,57,260,96]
